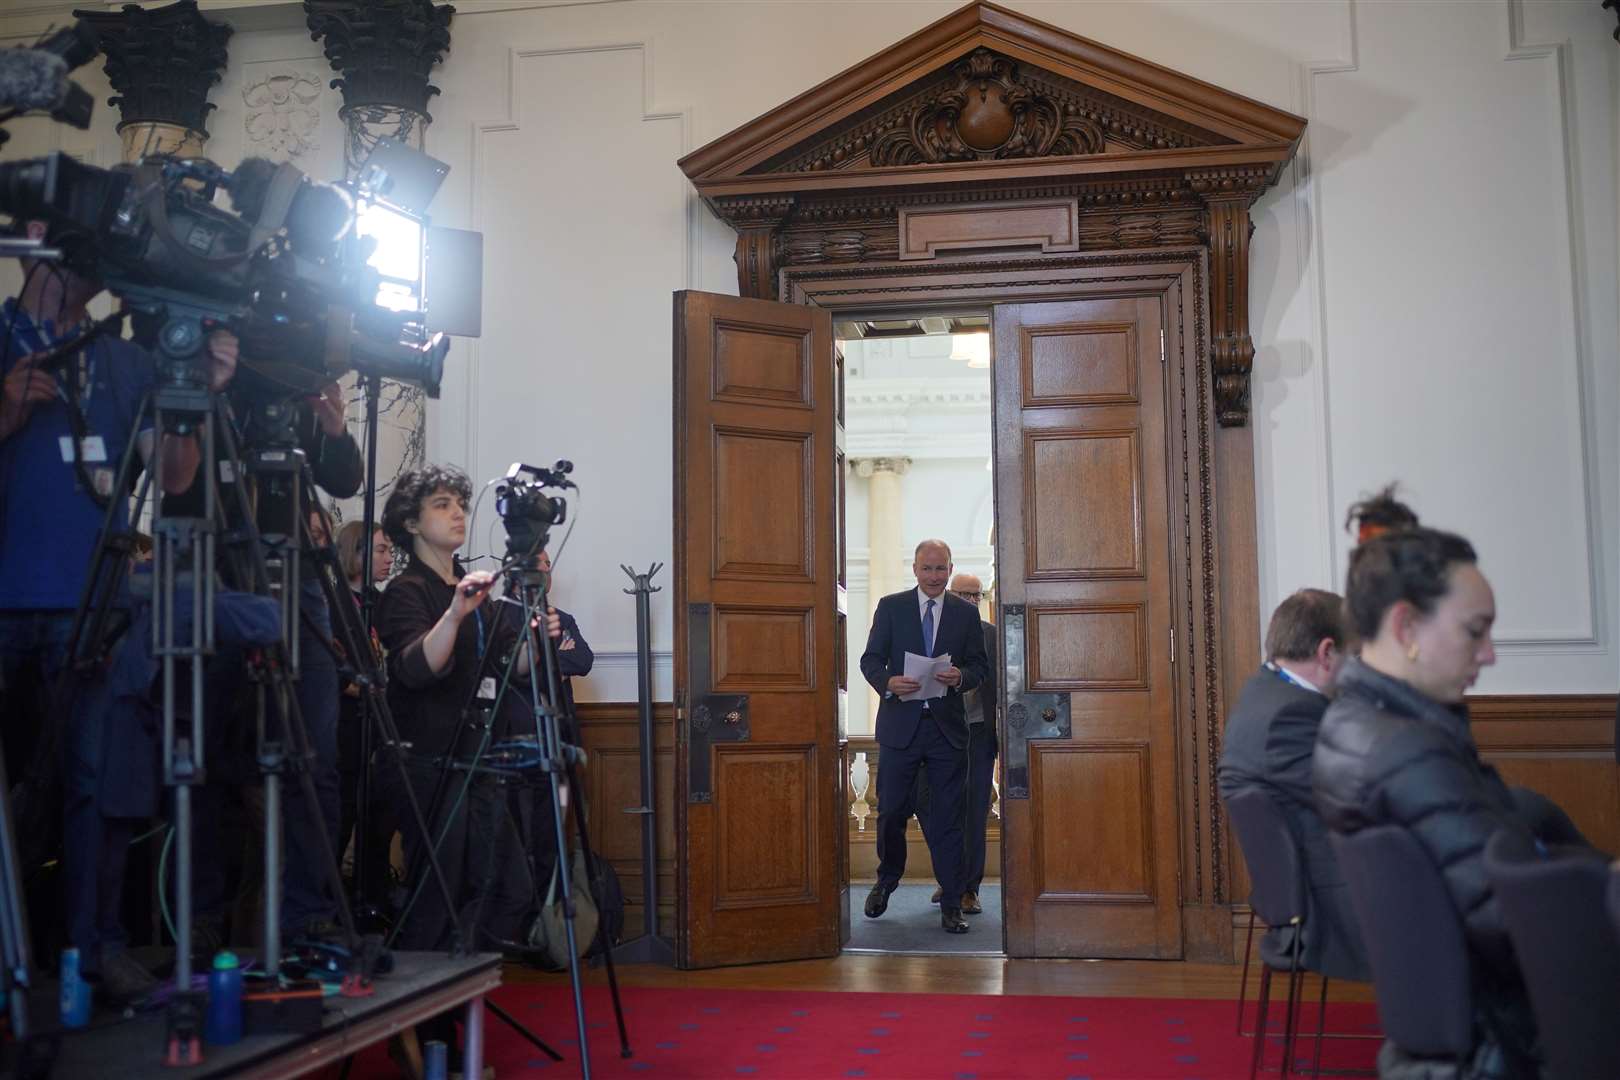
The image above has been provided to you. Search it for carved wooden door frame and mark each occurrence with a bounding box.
[784,250,1242,957]
[678,0,1303,956]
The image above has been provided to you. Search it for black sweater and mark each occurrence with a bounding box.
[374,558,533,756]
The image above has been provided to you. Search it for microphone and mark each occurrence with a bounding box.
[0,48,93,127]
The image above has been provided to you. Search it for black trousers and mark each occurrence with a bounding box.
[384,761,534,954]
[874,710,967,904]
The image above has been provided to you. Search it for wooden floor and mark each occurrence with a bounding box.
[507,952,1375,1003]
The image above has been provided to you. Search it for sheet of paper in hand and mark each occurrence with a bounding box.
[900,651,953,701]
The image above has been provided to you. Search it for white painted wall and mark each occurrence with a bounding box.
[2,0,1614,698]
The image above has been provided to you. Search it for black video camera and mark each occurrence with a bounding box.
[495,461,573,557]
[0,150,448,398]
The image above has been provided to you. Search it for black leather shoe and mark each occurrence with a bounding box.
[864,882,895,919]
[930,887,942,904]
[941,907,969,934]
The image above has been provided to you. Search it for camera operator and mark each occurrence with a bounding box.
[374,465,560,1072]
[166,374,363,953]
[0,217,237,1002]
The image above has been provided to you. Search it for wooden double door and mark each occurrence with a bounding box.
[674,284,1186,967]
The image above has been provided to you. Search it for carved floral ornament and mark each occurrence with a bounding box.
[870,48,1105,166]
[243,71,323,159]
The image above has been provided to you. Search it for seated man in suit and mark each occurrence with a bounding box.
[1218,588,1369,981]
[860,539,989,934]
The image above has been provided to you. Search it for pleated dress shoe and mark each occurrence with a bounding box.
[941,907,970,934]
[961,891,982,915]
[864,881,896,918]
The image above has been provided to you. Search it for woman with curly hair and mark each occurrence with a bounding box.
[374,464,558,1077]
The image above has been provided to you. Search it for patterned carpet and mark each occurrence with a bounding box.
[340,982,1382,1079]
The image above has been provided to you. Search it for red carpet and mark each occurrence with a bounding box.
[341,984,1382,1079]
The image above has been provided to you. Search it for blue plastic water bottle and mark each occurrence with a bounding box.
[59,947,90,1028]
[204,950,243,1045]
[423,1039,449,1080]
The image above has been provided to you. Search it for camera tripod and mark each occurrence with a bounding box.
[56,305,462,1063]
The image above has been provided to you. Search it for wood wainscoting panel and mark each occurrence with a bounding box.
[898,198,1079,261]
[575,702,677,940]
[712,427,814,581]
[1471,694,1619,855]
[1025,429,1144,580]
[713,320,812,407]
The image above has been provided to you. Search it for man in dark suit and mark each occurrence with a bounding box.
[859,539,989,934]
[950,573,998,916]
[1218,588,1369,981]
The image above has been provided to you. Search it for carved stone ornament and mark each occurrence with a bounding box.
[243,71,323,160]
[870,48,1104,166]
[73,0,232,137]
[304,0,454,119]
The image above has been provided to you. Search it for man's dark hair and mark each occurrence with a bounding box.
[1264,588,1347,663]
[380,464,472,558]
[1344,527,1478,640]
[1345,483,1420,543]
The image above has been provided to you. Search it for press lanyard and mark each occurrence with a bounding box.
[7,305,95,404]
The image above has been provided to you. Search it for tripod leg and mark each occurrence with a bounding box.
[487,1000,564,1062]
[563,760,633,1060]
[545,768,593,1080]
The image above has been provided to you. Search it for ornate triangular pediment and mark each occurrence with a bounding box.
[751,46,1230,175]
[678,2,1306,428]
[679,1,1303,201]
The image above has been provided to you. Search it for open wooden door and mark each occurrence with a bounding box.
[673,290,842,969]
[994,295,1184,959]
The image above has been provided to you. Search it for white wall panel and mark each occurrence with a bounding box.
[3,0,1613,696]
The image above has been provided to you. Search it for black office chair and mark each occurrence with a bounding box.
[1331,827,1473,1067]
[1226,788,1317,1078]
[1609,861,1620,944]
[1484,829,1620,1079]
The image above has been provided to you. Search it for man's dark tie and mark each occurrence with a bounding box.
[923,598,936,656]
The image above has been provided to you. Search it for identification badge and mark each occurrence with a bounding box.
[219,459,237,484]
[58,435,108,463]
[477,676,497,701]
[90,468,114,497]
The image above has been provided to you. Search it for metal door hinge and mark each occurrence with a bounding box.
[1169,625,1176,659]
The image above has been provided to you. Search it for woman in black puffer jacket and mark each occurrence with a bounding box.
[1313,527,1569,1079]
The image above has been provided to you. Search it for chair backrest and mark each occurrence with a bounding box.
[1484,829,1620,1080]
[1609,863,1620,946]
[1331,826,1473,1056]
[1225,787,1306,930]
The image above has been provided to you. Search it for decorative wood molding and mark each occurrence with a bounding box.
[680,1,1302,424]
[785,250,1235,907]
